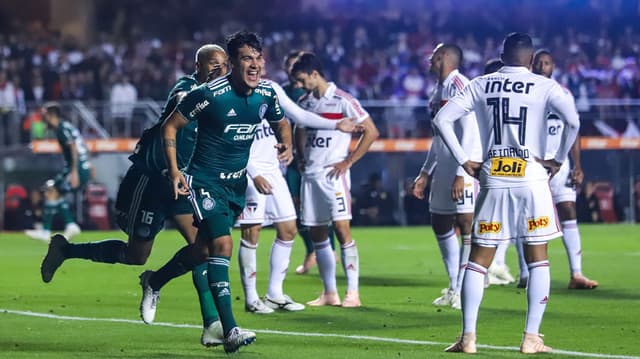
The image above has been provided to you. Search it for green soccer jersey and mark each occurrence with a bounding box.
[130,74,200,173]
[177,75,284,189]
[56,120,90,171]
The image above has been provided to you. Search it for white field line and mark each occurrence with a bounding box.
[2,309,639,359]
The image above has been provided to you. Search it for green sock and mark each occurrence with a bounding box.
[300,224,314,255]
[207,256,237,336]
[58,200,75,224]
[42,201,58,230]
[192,262,220,327]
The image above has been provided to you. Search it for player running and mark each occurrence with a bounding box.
[435,33,579,354]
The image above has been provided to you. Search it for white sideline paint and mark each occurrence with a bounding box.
[2,308,639,359]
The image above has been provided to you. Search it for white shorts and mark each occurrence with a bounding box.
[429,172,477,215]
[236,171,297,225]
[472,182,562,245]
[549,161,576,204]
[300,168,352,226]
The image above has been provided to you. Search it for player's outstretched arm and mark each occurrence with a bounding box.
[162,111,189,199]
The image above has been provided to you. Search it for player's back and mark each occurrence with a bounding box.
[461,66,565,188]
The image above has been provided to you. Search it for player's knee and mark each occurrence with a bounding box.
[125,254,149,266]
[276,221,298,241]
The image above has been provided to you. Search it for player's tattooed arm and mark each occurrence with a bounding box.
[163,139,176,148]
[162,110,189,199]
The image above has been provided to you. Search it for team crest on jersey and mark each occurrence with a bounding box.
[202,197,216,211]
[258,104,268,119]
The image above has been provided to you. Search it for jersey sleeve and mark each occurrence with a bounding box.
[265,89,285,123]
[342,94,369,123]
[548,83,580,163]
[433,84,477,165]
[176,86,207,122]
[420,137,438,175]
[271,81,338,130]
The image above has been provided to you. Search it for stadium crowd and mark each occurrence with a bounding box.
[1,0,639,108]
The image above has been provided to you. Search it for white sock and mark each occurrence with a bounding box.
[341,240,359,293]
[436,229,460,290]
[455,235,472,292]
[314,239,337,293]
[561,220,582,275]
[516,239,529,280]
[267,238,293,299]
[494,241,509,267]
[238,239,259,304]
[525,260,550,335]
[462,261,488,334]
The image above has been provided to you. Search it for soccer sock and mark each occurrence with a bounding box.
[516,239,529,281]
[149,245,196,291]
[267,238,293,299]
[192,262,220,327]
[64,239,127,264]
[455,235,472,293]
[341,240,359,293]
[42,200,59,230]
[494,241,509,267]
[238,239,259,304]
[561,220,582,275]
[328,225,336,250]
[436,228,460,290]
[300,225,314,255]
[208,256,237,336]
[462,262,488,334]
[524,260,550,335]
[314,239,337,293]
[58,200,75,225]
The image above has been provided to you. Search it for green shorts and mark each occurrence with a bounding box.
[185,175,246,240]
[54,162,92,194]
[115,165,183,240]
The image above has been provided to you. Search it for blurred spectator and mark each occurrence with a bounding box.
[576,182,601,223]
[402,177,430,225]
[357,172,396,226]
[3,184,29,230]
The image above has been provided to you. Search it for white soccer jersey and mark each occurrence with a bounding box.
[246,119,279,178]
[544,87,577,160]
[267,79,340,130]
[434,66,580,189]
[422,70,482,177]
[297,82,369,174]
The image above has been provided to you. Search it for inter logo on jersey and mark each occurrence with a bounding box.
[490,157,526,177]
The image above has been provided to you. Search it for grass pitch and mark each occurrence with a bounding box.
[1,225,639,358]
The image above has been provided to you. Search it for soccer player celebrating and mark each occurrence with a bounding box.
[434,33,579,354]
[531,49,598,290]
[291,52,379,308]
[412,44,482,309]
[25,102,91,242]
[161,31,290,353]
[40,44,228,346]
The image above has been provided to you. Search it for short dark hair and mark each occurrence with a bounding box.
[484,58,504,74]
[502,32,533,59]
[290,52,324,78]
[43,102,61,117]
[533,48,553,62]
[284,49,304,67]
[440,44,463,66]
[225,31,263,60]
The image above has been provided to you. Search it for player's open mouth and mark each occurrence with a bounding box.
[247,70,259,81]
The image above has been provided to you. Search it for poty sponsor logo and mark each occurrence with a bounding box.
[189,100,210,117]
[527,216,550,232]
[478,221,501,234]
